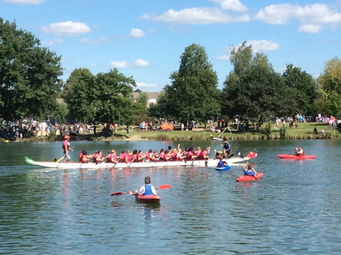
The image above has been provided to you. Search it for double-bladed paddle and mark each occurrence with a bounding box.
[111,184,171,196]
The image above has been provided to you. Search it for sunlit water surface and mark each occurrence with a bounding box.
[1,139,341,254]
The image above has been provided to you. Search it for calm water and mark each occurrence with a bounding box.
[1,139,341,254]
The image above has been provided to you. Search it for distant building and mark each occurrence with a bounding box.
[56,91,161,107]
[132,92,161,106]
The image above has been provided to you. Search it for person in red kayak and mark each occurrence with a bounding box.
[129,176,157,196]
[242,162,257,176]
[295,146,304,157]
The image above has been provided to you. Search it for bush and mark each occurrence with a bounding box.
[265,121,272,136]
[280,126,286,139]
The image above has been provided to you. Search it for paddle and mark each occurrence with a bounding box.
[56,155,65,163]
[111,184,171,196]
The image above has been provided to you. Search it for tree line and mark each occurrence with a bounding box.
[1,18,340,128]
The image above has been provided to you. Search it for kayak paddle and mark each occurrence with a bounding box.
[111,184,171,196]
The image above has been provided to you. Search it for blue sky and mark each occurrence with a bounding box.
[1,0,341,92]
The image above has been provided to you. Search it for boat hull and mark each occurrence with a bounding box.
[277,154,316,160]
[215,165,231,171]
[136,194,161,203]
[236,172,263,182]
[25,156,249,169]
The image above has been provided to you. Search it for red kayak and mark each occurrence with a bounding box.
[136,194,161,203]
[236,172,263,182]
[277,154,316,159]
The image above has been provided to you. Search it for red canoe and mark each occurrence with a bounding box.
[136,194,161,203]
[236,172,263,182]
[277,154,316,159]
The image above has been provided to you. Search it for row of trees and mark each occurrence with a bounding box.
[1,18,341,128]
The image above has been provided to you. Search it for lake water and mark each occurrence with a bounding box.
[1,139,341,254]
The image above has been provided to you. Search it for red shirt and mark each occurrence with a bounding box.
[146,152,151,160]
[172,152,178,161]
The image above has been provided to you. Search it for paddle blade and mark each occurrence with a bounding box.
[111,191,125,196]
[56,156,65,163]
[247,152,257,159]
[158,184,171,190]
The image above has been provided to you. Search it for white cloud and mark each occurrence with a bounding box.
[211,0,248,12]
[299,24,320,33]
[110,61,130,68]
[217,54,230,60]
[4,0,45,4]
[134,59,150,67]
[130,28,145,38]
[136,82,158,88]
[41,39,63,47]
[40,21,91,36]
[140,8,249,24]
[79,36,108,44]
[246,40,279,52]
[110,59,150,68]
[256,3,341,33]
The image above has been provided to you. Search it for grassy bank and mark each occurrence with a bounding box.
[3,121,339,142]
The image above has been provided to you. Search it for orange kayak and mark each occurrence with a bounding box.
[236,172,263,182]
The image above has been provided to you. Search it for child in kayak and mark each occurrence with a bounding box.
[242,162,257,176]
[129,176,157,196]
[217,158,228,168]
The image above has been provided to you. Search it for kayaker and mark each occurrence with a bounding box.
[242,162,257,176]
[295,146,304,156]
[217,158,227,168]
[62,135,73,162]
[129,176,157,196]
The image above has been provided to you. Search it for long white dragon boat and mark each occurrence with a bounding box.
[24,156,250,169]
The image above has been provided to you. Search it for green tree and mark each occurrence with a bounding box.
[166,44,220,126]
[222,42,292,124]
[95,69,136,124]
[53,102,69,124]
[0,18,63,121]
[282,64,317,115]
[130,92,149,124]
[63,68,97,123]
[316,57,341,116]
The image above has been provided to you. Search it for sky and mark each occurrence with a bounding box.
[1,0,341,92]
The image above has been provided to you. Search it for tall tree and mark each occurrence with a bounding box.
[222,42,293,123]
[166,44,220,126]
[0,18,63,121]
[282,64,317,115]
[95,69,135,124]
[63,68,97,123]
[316,57,341,116]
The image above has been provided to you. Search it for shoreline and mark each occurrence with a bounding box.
[1,122,338,142]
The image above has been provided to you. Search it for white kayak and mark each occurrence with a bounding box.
[24,156,249,169]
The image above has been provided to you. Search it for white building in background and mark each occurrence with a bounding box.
[132,92,161,106]
[56,92,161,107]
